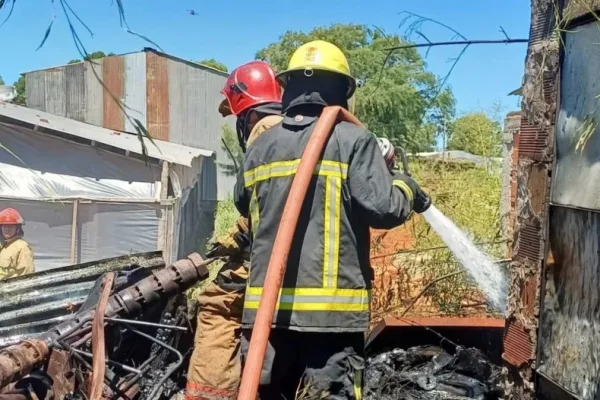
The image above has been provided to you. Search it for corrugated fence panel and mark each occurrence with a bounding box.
[25,71,46,112]
[84,60,104,127]
[65,63,86,121]
[43,68,66,116]
[167,58,237,201]
[124,52,147,133]
[102,56,125,132]
[146,51,169,141]
[0,252,164,348]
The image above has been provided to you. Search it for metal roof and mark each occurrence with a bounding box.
[0,251,165,348]
[21,48,229,78]
[0,101,214,167]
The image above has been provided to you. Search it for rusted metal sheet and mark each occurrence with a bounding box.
[46,349,75,399]
[65,63,86,121]
[537,207,600,399]
[102,56,125,132]
[503,320,533,368]
[518,116,549,162]
[24,71,46,112]
[528,0,555,46]
[146,51,169,141]
[124,52,147,133]
[84,60,104,127]
[43,68,66,117]
[89,272,114,400]
[506,0,561,398]
[0,252,163,348]
[552,22,600,211]
[167,56,235,201]
[564,0,600,22]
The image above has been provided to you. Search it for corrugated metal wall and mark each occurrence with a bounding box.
[124,53,147,133]
[24,50,236,201]
[165,55,236,201]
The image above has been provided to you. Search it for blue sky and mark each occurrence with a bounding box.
[1,0,529,117]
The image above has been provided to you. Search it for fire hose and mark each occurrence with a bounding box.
[238,106,363,400]
[0,253,214,390]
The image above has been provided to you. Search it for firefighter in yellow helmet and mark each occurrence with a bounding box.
[234,40,431,399]
[0,207,34,280]
[185,61,283,400]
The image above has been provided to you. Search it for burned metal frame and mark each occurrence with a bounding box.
[0,253,214,398]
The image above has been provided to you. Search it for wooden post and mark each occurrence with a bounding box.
[70,199,79,264]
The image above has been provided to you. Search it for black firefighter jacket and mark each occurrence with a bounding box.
[234,110,414,333]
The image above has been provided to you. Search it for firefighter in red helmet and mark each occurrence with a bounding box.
[186,61,282,400]
[0,208,34,280]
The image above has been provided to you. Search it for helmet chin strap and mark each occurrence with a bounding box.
[236,111,250,153]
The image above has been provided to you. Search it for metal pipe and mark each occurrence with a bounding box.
[0,253,213,390]
[237,106,363,399]
[106,317,188,332]
[70,349,143,375]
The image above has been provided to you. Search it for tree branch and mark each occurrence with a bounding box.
[385,38,528,51]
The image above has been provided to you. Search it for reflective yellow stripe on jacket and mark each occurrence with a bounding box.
[243,159,368,314]
[244,287,370,312]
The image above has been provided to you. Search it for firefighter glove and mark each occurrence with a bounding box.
[205,217,251,258]
[392,173,431,214]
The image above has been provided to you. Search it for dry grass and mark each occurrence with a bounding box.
[392,158,505,316]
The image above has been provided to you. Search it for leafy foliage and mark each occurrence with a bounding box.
[12,76,25,105]
[0,75,4,85]
[67,51,116,64]
[196,58,228,73]
[447,113,502,157]
[218,124,244,176]
[256,24,455,152]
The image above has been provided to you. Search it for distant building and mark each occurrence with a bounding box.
[22,48,236,202]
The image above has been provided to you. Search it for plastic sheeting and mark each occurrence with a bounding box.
[0,122,166,271]
[0,123,161,200]
[0,199,160,272]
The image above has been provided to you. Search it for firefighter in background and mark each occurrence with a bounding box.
[185,61,283,400]
[235,40,431,399]
[0,207,34,280]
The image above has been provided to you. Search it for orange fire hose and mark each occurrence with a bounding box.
[237,106,363,400]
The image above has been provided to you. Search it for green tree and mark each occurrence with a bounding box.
[196,58,228,73]
[68,51,116,64]
[447,113,502,157]
[219,124,243,176]
[0,75,4,85]
[13,76,26,105]
[256,24,455,152]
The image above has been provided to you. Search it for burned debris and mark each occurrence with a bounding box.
[0,253,213,400]
[364,345,503,400]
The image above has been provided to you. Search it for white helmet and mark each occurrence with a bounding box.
[377,137,395,169]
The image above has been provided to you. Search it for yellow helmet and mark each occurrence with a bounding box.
[276,40,357,99]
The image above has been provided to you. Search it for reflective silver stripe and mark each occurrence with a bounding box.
[244,294,367,304]
[245,159,348,188]
[323,176,341,288]
[249,189,259,238]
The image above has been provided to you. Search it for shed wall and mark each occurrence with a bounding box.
[24,51,236,200]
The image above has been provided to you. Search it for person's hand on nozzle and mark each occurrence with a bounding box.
[393,173,432,214]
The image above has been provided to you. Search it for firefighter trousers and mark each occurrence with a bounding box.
[185,262,247,400]
[240,329,365,400]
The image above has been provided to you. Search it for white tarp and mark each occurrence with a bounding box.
[0,123,161,200]
[0,122,164,271]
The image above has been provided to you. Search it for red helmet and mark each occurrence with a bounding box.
[219,61,281,117]
[0,208,24,225]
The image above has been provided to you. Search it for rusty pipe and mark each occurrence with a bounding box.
[237,107,363,400]
[0,253,213,390]
[0,340,49,389]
